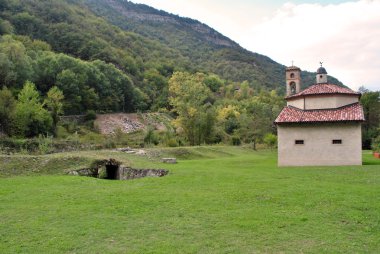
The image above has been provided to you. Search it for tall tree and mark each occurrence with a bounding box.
[169,72,213,145]
[0,86,16,134]
[13,81,52,137]
[360,88,380,149]
[44,86,64,135]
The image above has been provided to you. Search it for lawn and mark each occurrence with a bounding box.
[1,147,379,253]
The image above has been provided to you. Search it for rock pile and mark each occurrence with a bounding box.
[95,113,144,134]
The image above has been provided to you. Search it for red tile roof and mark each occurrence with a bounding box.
[286,66,301,71]
[275,103,365,124]
[286,84,360,100]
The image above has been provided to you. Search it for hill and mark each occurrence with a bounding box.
[84,0,343,90]
[0,0,342,99]
[0,0,348,143]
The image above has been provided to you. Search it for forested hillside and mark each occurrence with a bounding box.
[84,0,343,89]
[0,0,342,103]
[0,0,353,145]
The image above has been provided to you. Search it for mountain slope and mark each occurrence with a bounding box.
[0,0,343,106]
[84,0,343,90]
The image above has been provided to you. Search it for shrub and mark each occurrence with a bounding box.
[144,127,159,146]
[231,136,241,146]
[84,110,97,121]
[56,125,69,139]
[372,136,380,152]
[264,133,277,150]
[37,134,53,154]
[166,138,178,147]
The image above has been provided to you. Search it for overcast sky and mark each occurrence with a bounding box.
[129,0,380,91]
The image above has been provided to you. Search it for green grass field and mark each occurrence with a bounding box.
[1,147,380,253]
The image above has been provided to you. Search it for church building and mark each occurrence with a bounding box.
[275,65,365,166]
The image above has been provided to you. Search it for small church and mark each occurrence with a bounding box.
[275,64,365,166]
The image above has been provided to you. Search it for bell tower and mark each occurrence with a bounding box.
[316,62,328,84]
[286,65,301,96]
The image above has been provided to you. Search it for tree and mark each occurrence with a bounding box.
[13,81,52,137]
[169,72,213,145]
[0,19,14,35]
[0,35,32,87]
[0,86,16,134]
[360,89,380,149]
[44,86,64,135]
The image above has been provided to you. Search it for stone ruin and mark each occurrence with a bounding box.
[69,158,168,180]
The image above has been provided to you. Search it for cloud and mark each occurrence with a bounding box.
[241,0,380,91]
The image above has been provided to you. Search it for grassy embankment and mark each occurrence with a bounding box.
[1,147,379,253]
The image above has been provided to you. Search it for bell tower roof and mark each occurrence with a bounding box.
[286,66,301,71]
[317,66,327,74]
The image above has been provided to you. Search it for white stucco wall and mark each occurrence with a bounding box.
[316,74,327,83]
[278,123,362,166]
[287,95,359,110]
[287,98,304,109]
[305,95,358,110]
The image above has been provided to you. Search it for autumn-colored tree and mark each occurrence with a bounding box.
[169,72,213,145]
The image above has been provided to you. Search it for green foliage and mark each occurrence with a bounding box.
[37,134,53,154]
[44,86,64,135]
[0,86,16,134]
[0,35,32,87]
[13,81,52,137]
[372,136,380,152]
[360,88,380,149]
[169,72,215,145]
[0,19,14,35]
[264,133,277,150]
[84,110,97,122]
[144,126,159,146]
[231,135,241,146]
[0,0,347,144]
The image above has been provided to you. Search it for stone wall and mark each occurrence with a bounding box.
[69,158,168,180]
[118,167,168,180]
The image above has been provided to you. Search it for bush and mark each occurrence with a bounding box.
[84,110,97,121]
[56,125,69,139]
[144,127,159,146]
[264,133,277,150]
[37,134,53,154]
[166,138,178,147]
[372,136,380,152]
[231,136,241,146]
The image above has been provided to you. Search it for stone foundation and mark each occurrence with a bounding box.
[68,158,168,180]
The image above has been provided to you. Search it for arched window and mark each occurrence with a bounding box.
[290,73,295,78]
[289,82,296,94]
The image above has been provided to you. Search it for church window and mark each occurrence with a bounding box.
[290,73,295,78]
[290,82,296,94]
[295,140,304,145]
[332,139,342,144]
